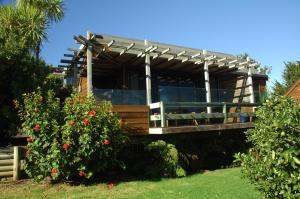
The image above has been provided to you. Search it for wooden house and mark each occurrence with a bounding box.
[59,32,267,135]
[285,79,300,102]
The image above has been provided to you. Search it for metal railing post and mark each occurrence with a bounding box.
[160,101,166,127]
[223,103,227,123]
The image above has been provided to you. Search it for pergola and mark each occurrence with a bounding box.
[59,31,260,113]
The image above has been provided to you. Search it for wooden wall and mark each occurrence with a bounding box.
[112,105,149,135]
[286,80,300,102]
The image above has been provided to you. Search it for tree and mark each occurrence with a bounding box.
[273,61,300,95]
[0,5,47,57]
[0,1,65,144]
[16,0,64,60]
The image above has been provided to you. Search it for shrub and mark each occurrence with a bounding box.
[236,96,300,198]
[19,90,127,182]
[145,140,186,178]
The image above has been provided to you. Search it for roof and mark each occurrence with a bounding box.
[59,32,265,77]
[285,79,300,97]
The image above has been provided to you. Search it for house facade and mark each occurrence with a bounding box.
[59,32,267,135]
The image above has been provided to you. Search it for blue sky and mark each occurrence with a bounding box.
[2,0,300,87]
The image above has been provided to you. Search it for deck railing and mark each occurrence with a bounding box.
[94,87,261,105]
[149,102,259,128]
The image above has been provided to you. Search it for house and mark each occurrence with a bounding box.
[285,80,300,102]
[59,32,267,135]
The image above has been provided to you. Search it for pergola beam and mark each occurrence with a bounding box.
[120,43,135,55]
[153,48,170,59]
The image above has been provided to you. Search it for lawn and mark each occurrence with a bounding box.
[0,168,263,199]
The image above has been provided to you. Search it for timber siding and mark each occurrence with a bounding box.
[285,80,300,102]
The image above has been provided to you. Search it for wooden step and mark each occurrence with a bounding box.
[0,165,13,172]
[0,171,13,178]
[0,154,14,160]
[0,159,13,166]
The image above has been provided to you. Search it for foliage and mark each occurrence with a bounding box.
[0,5,47,57]
[145,140,186,178]
[16,0,65,59]
[273,61,300,95]
[237,53,271,75]
[0,1,65,143]
[18,90,127,182]
[236,96,300,198]
[0,55,49,144]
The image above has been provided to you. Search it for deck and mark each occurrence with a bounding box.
[112,102,257,135]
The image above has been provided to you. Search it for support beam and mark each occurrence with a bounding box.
[247,57,255,103]
[203,50,212,113]
[87,31,93,94]
[145,48,152,105]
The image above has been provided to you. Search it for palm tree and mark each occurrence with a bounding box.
[16,0,65,60]
[0,5,47,57]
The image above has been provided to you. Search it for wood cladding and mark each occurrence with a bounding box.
[112,105,149,135]
[286,80,300,102]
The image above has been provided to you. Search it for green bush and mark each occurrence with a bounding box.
[235,96,300,198]
[145,140,186,178]
[19,90,127,182]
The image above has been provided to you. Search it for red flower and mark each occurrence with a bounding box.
[33,124,40,132]
[79,171,86,177]
[83,118,89,125]
[68,99,74,105]
[107,182,114,189]
[103,139,111,145]
[69,121,75,126]
[89,110,96,116]
[63,143,70,151]
[51,169,59,174]
[38,96,43,102]
[27,137,33,143]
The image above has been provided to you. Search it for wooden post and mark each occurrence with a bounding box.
[13,146,19,181]
[63,70,67,87]
[145,40,152,105]
[87,31,93,94]
[203,50,212,113]
[247,57,255,104]
[73,65,78,88]
[160,101,166,127]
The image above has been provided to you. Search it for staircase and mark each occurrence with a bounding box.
[0,147,22,181]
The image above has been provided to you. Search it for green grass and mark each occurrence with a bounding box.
[0,168,263,199]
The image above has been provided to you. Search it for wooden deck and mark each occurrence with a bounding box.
[149,122,254,134]
[110,103,257,135]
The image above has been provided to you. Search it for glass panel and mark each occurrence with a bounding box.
[94,88,146,105]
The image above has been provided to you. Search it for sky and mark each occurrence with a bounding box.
[2,0,300,87]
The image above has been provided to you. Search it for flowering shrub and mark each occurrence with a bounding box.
[19,90,126,182]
